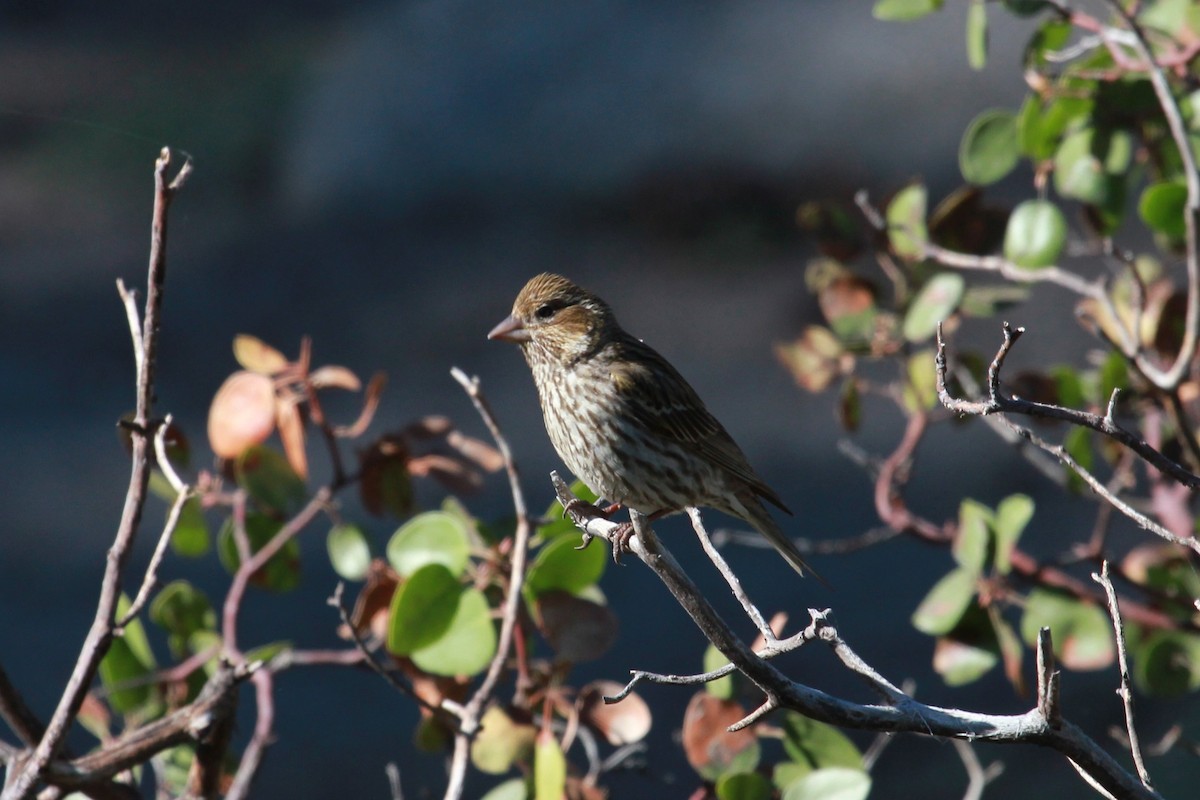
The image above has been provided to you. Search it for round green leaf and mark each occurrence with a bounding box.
[327,523,372,581]
[99,595,160,714]
[782,767,872,800]
[534,731,566,800]
[902,273,964,342]
[235,445,307,517]
[386,511,471,578]
[1138,180,1188,240]
[780,712,863,770]
[886,183,928,260]
[959,109,1018,185]
[526,532,607,596]
[902,349,938,413]
[411,586,497,677]
[150,580,215,658]
[480,778,528,800]
[386,563,460,655]
[1132,631,1200,696]
[716,771,773,800]
[1052,127,1129,205]
[912,566,977,635]
[1004,199,1066,269]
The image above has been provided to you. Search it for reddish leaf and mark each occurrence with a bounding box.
[359,436,414,518]
[309,364,362,391]
[681,692,757,777]
[207,371,276,459]
[344,559,400,642]
[275,397,308,481]
[579,680,651,745]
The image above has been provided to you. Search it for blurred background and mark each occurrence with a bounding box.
[0,1,1190,797]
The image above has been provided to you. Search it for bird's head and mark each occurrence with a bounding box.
[488,273,616,363]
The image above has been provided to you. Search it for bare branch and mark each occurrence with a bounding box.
[1093,562,1153,790]
[687,508,775,642]
[444,368,535,800]
[2,149,191,800]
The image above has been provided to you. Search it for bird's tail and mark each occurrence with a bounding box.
[730,494,828,586]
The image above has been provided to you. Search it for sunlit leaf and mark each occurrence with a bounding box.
[411,585,497,677]
[1004,199,1066,269]
[993,494,1033,574]
[233,334,288,375]
[775,326,849,393]
[886,183,928,260]
[207,371,276,459]
[534,730,566,800]
[902,349,939,413]
[782,768,871,800]
[526,533,607,596]
[966,0,988,70]
[472,706,537,775]
[912,567,977,635]
[386,563,461,655]
[902,274,964,342]
[716,772,773,800]
[579,680,652,745]
[704,643,734,700]
[1139,180,1188,241]
[99,595,160,715]
[171,497,210,558]
[953,499,992,575]
[386,511,471,578]
[873,0,943,22]
[480,779,528,800]
[780,712,863,770]
[933,635,998,686]
[327,523,372,581]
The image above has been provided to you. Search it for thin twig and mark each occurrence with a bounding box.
[1093,562,1153,790]
[687,508,775,642]
[2,149,190,800]
[444,368,534,800]
[385,763,403,800]
[954,739,1004,800]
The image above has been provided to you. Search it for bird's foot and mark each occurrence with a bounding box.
[607,521,636,565]
[562,498,622,520]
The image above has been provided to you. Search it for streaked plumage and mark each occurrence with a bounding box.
[489,272,814,577]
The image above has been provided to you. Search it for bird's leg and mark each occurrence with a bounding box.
[607,509,669,564]
[563,499,622,520]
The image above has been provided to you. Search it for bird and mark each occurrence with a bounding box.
[488,272,817,578]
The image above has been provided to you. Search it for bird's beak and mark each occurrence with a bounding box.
[488,315,531,343]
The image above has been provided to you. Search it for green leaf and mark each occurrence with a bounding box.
[471,706,537,775]
[934,635,999,686]
[903,274,964,343]
[873,0,943,21]
[411,586,497,677]
[99,595,159,715]
[1004,0,1050,16]
[953,500,992,575]
[774,762,813,791]
[1139,180,1188,241]
[1053,128,1127,205]
[150,580,215,658]
[780,712,863,771]
[886,183,928,260]
[704,643,734,700]
[1132,631,1200,696]
[386,511,471,578]
[1020,589,1114,670]
[481,778,528,800]
[782,768,872,800]
[386,563,461,655]
[526,532,607,596]
[1004,199,1066,269]
[327,523,372,581]
[960,110,1018,185]
[235,445,307,517]
[535,480,599,539]
[912,567,977,635]
[534,732,566,800]
[716,772,773,800]
[993,494,1033,574]
[966,1,988,70]
[217,514,301,592]
[170,497,210,558]
[902,348,939,414]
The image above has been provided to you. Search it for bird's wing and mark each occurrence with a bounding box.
[610,337,792,514]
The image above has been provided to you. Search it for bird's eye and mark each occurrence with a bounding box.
[535,303,558,320]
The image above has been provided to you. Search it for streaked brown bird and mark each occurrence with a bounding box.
[489,272,816,577]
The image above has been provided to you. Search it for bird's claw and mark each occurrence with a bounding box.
[609,521,636,566]
[574,531,595,551]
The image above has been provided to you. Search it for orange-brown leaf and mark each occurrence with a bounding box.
[208,371,276,459]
